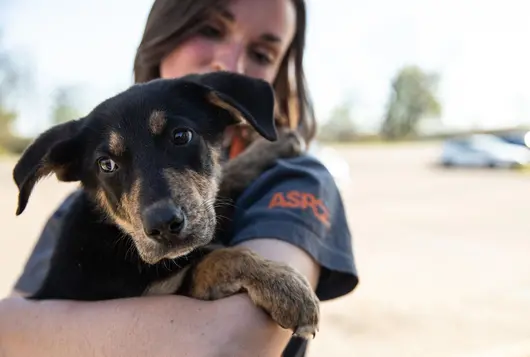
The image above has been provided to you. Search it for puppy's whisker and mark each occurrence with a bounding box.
[171,259,181,269]
[213,197,234,207]
[215,214,232,223]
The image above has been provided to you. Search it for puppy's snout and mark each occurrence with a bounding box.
[142,202,186,242]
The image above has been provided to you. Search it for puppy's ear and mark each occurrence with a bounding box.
[185,71,277,141]
[13,118,85,215]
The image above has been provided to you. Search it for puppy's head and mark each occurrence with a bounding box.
[13,71,277,264]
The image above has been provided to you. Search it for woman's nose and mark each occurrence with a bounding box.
[211,44,245,74]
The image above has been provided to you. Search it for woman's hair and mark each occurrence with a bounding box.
[133,0,316,143]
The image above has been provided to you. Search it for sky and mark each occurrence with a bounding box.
[2,0,530,137]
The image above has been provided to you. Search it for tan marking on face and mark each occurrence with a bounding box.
[210,147,223,184]
[109,132,125,157]
[164,169,211,202]
[207,92,246,125]
[94,179,141,235]
[148,110,167,135]
[162,142,221,203]
[95,188,131,232]
[95,188,113,218]
[161,166,219,249]
[120,178,141,225]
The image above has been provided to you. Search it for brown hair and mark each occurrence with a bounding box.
[133,0,316,143]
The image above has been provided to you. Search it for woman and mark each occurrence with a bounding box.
[1,0,358,356]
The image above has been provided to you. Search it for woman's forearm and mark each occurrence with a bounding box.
[1,238,317,357]
[1,295,215,357]
[0,293,289,357]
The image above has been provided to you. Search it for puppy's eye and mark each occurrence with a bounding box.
[172,129,193,145]
[97,157,118,173]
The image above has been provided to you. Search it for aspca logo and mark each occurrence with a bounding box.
[268,190,330,227]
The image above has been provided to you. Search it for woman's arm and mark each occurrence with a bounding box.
[1,239,319,357]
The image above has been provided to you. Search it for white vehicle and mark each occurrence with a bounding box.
[440,134,530,169]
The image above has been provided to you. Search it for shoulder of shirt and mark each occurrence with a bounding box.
[238,152,344,201]
[268,153,338,184]
[235,152,348,232]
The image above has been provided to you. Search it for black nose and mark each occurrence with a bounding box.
[142,202,186,241]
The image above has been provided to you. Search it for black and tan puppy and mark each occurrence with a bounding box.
[12,71,319,339]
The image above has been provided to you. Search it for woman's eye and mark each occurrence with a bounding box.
[251,50,274,65]
[97,157,118,173]
[199,24,223,39]
[172,129,193,145]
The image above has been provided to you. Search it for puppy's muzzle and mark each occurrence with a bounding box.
[141,200,187,245]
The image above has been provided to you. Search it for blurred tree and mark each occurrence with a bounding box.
[50,85,83,125]
[380,65,442,140]
[0,32,20,138]
[0,107,16,139]
[318,98,358,142]
[0,32,34,153]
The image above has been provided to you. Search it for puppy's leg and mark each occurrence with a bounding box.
[218,129,305,199]
[183,246,320,339]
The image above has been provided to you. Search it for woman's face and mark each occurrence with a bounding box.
[160,0,296,85]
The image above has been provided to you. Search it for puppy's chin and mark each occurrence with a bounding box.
[131,232,213,265]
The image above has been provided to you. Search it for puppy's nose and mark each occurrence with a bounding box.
[142,202,186,241]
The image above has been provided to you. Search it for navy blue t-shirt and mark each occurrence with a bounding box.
[14,153,358,356]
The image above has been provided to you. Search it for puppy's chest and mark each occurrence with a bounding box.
[143,265,191,296]
[59,226,186,298]
[69,249,190,298]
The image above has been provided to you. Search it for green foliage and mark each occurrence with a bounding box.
[0,32,32,154]
[380,65,442,140]
[0,107,15,131]
[318,99,358,142]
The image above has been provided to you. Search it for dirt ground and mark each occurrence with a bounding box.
[1,143,529,357]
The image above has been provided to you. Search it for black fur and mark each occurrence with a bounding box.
[30,192,216,300]
[13,71,276,300]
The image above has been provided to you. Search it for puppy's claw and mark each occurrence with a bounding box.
[292,325,318,340]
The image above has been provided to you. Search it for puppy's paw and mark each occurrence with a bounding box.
[270,129,306,159]
[246,128,306,159]
[250,263,320,339]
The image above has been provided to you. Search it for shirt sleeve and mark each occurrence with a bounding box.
[227,154,359,301]
[13,190,80,295]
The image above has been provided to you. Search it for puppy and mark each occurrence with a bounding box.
[13,71,319,339]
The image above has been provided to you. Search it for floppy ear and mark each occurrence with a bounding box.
[184,71,277,141]
[13,118,85,215]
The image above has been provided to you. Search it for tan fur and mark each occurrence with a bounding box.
[207,92,245,125]
[163,143,221,204]
[108,132,125,156]
[210,146,222,179]
[37,160,56,180]
[148,110,166,135]
[188,246,320,335]
[40,156,71,183]
[94,179,140,234]
[94,188,114,219]
[120,178,141,225]
[163,169,218,239]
